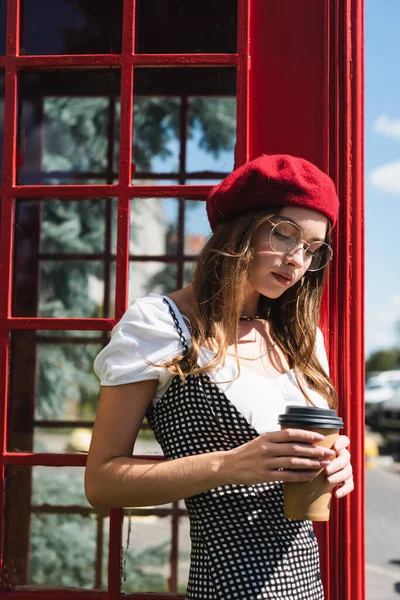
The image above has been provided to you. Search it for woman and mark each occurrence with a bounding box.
[85,154,354,599]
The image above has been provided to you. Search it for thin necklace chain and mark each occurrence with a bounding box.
[239,315,266,321]
[226,341,277,361]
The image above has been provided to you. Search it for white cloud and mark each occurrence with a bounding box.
[389,296,400,309]
[369,159,400,195]
[366,297,400,356]
[373,115,400,141]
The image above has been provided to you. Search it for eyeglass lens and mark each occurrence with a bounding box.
[269,221,332,271]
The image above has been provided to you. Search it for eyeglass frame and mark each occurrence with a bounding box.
[265,218,333,272]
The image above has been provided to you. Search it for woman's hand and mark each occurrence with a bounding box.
[324,435,354,498]
[222,428,336,486]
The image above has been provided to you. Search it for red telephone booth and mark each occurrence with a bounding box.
[0,1,364,599]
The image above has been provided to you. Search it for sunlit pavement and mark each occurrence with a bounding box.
[365,431,400,599]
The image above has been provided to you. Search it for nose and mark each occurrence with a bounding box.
[285,244,306,269]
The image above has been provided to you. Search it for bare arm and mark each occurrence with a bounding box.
[85,380,336,510]
[84,380,228,509]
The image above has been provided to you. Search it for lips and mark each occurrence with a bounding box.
[272,272,293,285]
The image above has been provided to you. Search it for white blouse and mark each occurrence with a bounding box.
[93,293,330,434]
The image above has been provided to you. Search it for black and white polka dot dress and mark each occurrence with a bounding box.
[146,299,324,600]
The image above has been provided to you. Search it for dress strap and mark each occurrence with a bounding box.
[162,297,190,353]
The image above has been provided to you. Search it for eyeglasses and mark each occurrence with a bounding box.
[266,219,333,272]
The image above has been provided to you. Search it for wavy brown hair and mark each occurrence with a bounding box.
[160,208,338,409]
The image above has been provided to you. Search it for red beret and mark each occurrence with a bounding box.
[206,154,339,231]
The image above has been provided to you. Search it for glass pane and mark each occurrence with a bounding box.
[132,67,236,184]
[0,71,4,183]
[19,71,120,185]
[121,504,190,594]
[129,261,177,302]
[182,261,196,288]
[8,331,103,452]
[132,97,180,178]
[135,421,163,456]
[4,465,108,591]
[136,0,237,54]
[184,200,210,255]
[39,198,108,253]
[21,0,123,55]
[130,198,179,256]
[187,97,236,176]
[178,513,191,592]
[121,509,171,593]
[13,198,115,318]
[0,0,6,55]
[38,261,105,317]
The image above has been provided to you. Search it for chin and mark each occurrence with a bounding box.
[258,288,288,300]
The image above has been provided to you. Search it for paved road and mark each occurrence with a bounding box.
[366,466,400,599]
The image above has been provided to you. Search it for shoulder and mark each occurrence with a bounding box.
[113,292,191,348]
[93,293,191,386]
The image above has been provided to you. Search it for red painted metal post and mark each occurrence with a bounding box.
[236,0,250,167]
[248,1,365,599]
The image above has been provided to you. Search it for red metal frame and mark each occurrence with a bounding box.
[0,0,364,598]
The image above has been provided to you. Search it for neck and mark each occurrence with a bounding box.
[240,287,260,318]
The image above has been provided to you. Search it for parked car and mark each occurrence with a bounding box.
[365,378,394,429]
[365,371,400,435]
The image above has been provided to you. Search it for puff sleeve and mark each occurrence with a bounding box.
[93,293,191,387]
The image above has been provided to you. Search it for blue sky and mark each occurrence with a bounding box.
[365,0,400,356]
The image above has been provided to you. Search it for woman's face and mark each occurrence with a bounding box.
[247,206,329,300]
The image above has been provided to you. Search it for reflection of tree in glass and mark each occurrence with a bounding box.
[33,90,234,588]
[30,470,171,591]
[145,263,195,297]
[36,343,101,420]
[43,96,236,175]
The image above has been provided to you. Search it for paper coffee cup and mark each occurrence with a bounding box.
[278,406,344,521]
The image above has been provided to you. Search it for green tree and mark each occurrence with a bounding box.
[366,348,400,375]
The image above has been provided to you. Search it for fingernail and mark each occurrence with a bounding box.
[320,460,331,466]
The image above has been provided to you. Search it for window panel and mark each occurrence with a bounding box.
[132,68,236,184]
[0,1,5,55]
[130,198,179,256]
[186,97,236,175]
[13,198,115,318]
[8,330,104,453]
[38,260,105,318]
[184,199,210,255]
[128,261,178,302]
[132,97,181,179]
[135,0,237,54]
[178,513,191,591]
[121,506,190,594]
[19,71,120,185]
[4,465,108,591]
[39,198,108,254]
[21,0,123,55]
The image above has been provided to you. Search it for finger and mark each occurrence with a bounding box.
[325,451,350,476]
[268,456,331,471]
[335,479,354,498]
[326,464,353,486]
[333,435,350,453]
[267,428,326,444]
[269,442,336,459]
